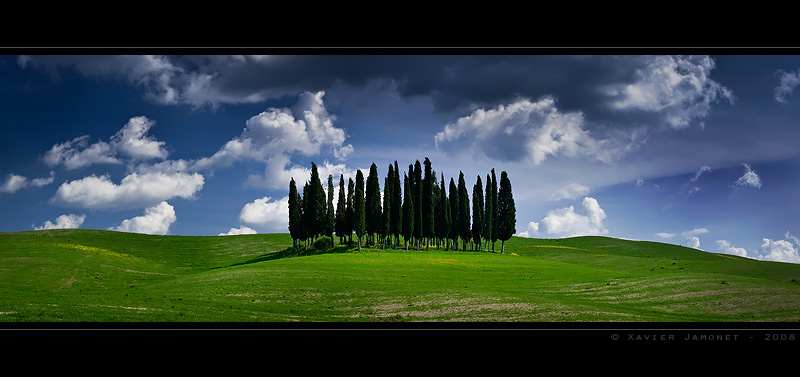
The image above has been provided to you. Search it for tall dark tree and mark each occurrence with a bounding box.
[497,171,516,254]
[413,160,422,249]
[308,162,326,239]
[381,165,392,250]
[490,169,498,252]
[335,174,346,244]
[402,172,414,251]
[301,182,310,247]
[325,174,334,239]
[354,169,366,251]
[346,177,354,244]
[288,178,302,251]
[390,160,402,249]
[457,171,470,250]
[365,163,381,246]
[435,173,451,250]
[422,157,434,250]
[472,176,483,251]
[448,177,459,249]
[483,173,492,251]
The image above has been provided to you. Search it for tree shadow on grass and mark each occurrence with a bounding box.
[220,244,356,269]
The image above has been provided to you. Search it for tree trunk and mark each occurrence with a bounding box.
[501,240,505,254]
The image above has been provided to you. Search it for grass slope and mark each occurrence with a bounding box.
[2,229,800,322]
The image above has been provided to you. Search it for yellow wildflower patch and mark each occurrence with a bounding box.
[54,243,141,262]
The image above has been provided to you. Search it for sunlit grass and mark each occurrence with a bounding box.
[1,229,799,322]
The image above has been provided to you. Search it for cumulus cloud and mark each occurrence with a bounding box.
[548,183,590,201]
[0,171,55,193]
[434,96,640,165]
[757,237,800,264]
[515,221,540,238]
[775,68,800,103]
[219,225,258,236]
[50,171,204,210]
[109,201,176,235]
[538,197,608,238]
[714,239,748,257]
[734,163,761,189]
[681,228,709,249]
[191,91,354,189]
[606,55,734,129]
[43,116,168,170]
[238,196,290,233]
[33,213,86,230]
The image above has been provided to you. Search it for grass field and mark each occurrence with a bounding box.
[2,229,800,323]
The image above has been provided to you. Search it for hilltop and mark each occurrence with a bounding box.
[1,229,800,323]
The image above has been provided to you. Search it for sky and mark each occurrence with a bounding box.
[2,51,800,264]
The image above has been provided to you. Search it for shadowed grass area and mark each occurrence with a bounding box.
[2,229,800,322]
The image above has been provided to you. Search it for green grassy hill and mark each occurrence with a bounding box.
[2,229,800,322]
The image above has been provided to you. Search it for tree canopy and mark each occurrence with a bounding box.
[286,158,515,255]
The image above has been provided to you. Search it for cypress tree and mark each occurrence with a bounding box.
[472,176,483,251]
[483,173,492,251]
[346,177,354,244]
[365,163,381,246]
[354,169,366,251]
[413,160,422,249]
[391,160,402,249]
[422,157,434,250]
[448,177,459,250]
[402,172,414,251]
[326,174,334,239]
[497,171,516,254]
[301,182,310,247]
[381,166,392,250]
[308,162,326,239]
[335,174,346,245]
[288,178,302,251]
[457,171,470,250]
[436,173,451,250]
[490,169,498,252]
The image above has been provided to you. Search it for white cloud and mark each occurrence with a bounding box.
[110,116,169,160]
[50,171,204,210]
[734,163,761,189]
[238,196,290,233]
[1,174,30,193]
[606,55,733,129]
[714,239,748,257]
[194,91,351,169]
[655,232,675,239]
[43,116,167,170]
[515,221,540,238]
[682,165,711,195]
[757,237,800,264]
[775,69,800,103]
[434,96,640,165]
[219,225,258,236]
[681,227,709,249]
[0,171,55,193]
[538,197,608,238]
[33,213,86,230]
[548,183,590,201]
[190,91,354,189]
[110,201,176,235]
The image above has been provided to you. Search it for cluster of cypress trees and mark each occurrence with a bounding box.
[288,159,516,254]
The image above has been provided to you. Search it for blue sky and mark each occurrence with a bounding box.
[2,52,799,263]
